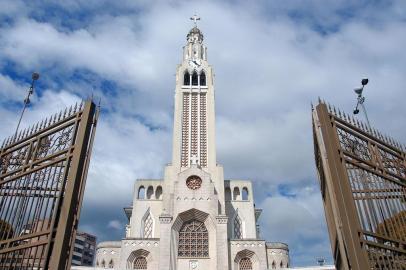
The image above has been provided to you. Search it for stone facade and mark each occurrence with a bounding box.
[94,24,290,270]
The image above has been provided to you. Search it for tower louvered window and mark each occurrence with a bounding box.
[239,257,253,270]
[133,257,147,269]
[143,212,153,238]
[234,214,243,239]
[178,219,209,257]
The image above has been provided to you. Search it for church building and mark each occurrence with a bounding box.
[95,18,290,270]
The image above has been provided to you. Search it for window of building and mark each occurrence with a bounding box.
[138,186,145,199]
[133,256,147,269]
[200,71,206,86]
[234,213,243,239]
[233,187,240,200]
[272,261,276,269]
[242,187,249,200]
[143,212,153,238]
[239,257,253,270]
[192,71,198,86]
[109,259,114,268]
[178,219,208,257]
[155,185,162,199]
[146,186,153,199]
[101,260,106,268]
[184,71,190,85]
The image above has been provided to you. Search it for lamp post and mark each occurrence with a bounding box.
[353,78,372,130]
[14,72,40,138]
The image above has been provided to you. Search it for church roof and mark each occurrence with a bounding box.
[187,26,204,41]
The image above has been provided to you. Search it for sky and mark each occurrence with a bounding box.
[1,0,406,267]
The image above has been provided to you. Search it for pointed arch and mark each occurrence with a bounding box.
[242,187,249,200]
[101,259,106,268]
[184,70,190,85]
[234,249,259,270]
[272,261,276,269]
[141,208,154,238]
[108,259,114,268]
[146,186,153,199]
[200,71,206,86]
[127,249,150,269]
[155,185,162,199]
[138,186,145,199]
[192,71,198,85]
[280,261,284,268]
[233,187,240,200]
[225,187,231,201]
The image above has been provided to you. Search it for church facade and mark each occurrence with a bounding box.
[95,22,289,270]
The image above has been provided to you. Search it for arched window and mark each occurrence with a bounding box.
[138,186,145,199]
[272,261,276,269]
[233,187,240,200]
[242,187,249,200]
[96,261,99,267]
[108,259,114,268]
[225,187,231,201]
[178,219,208,257]
[155,186,163,199]
[192,71,198,86]
[200,71,206,86]
[146,186,153,199]
[133,256,147,269]
[234,213,243,239]
[143,211,153,238]
[101,260,105,268]
[280,261,284,268]
[239,257,253,270]
[184,71,190,85]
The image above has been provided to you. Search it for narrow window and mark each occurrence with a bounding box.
[242,187,249,200]
[272,261,276,269]
[146,186,153,199]
[225,187,231,201]
[192,71,198,86]
[239,257,253,270]
[233,187,240,200]
[234,213,243,239]
[143,211,153,238]
[108,259,114,268]
[138,186,145,199]
[184,71,190,85]
[155,186,163,199]
[101,260,105,268]
[200,71,206,86]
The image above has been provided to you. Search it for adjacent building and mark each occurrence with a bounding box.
[72,232,97,266]
[312,100,406,270]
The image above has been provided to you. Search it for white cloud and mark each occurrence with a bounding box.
[107,220,123,230]
[1,0,405,266]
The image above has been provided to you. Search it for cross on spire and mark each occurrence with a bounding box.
[190,14,200,27]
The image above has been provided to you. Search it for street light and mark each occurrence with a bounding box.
[353,78,371,129]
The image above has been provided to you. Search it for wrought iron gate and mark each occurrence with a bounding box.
[313,100,406,270]
[0,100,99,269]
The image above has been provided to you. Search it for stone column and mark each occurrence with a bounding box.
[158,214,173,270]
[216,215,229,270]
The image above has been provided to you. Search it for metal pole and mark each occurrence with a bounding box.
[14,73,39,139]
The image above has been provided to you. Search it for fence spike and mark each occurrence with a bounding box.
[73,102,78,113]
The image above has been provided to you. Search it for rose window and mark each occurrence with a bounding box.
[186,175,202,190]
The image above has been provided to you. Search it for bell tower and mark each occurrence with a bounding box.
[171,16,217,173]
